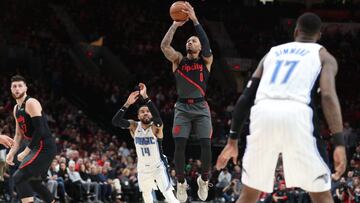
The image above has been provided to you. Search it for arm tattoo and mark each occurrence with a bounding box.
[161,24,177,48]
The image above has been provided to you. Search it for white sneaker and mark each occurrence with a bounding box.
[176,181,188,203]
[197,176,209,201]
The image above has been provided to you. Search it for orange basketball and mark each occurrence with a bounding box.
[169,1,189,21]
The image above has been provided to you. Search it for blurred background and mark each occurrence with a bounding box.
[0,0,359,202]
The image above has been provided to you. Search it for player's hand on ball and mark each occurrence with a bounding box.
[216,139,238,170]
[6,153,15,166]
[0,135,14,148]
[182,2,197,22]
[125,91,140,106]
[332,146,347,181]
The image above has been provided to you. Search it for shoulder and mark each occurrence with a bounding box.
[319,48,337,66]
[26,98,42,109]
[25,98,43,116]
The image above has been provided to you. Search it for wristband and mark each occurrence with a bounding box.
[331,132,345,146]
[228,130,238,140]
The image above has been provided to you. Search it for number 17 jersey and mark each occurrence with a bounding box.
[255,42,323,105]
[134,122,162,172]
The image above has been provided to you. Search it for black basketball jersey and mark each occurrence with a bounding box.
[174,57,210,98]
[15,96,34,139]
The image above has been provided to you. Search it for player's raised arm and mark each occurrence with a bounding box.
[161,21,186,71]
[182,2,213,69]
[138,83,163,128]
[319,48,346,180]
[112,91,139,135]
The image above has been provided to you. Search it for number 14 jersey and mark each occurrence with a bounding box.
[134,122,162,172]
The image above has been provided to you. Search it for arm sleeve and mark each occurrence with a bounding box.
[28,116,50,150]
[229,77,260,140]
[111,107,131,129]
[144,99,163,127]
[195,24,212,57]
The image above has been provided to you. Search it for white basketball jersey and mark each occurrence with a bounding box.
[255,42,323,105]
[134,122,162,172]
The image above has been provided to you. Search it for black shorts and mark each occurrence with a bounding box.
[19,137,57,177]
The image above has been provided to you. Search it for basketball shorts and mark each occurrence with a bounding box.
[242,99,331,193]
[138,161,173,193]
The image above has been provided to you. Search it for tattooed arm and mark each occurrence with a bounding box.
[160,21,186,72]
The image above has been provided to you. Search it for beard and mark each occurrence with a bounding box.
[140,117,152,125]
[12,92,25,99]
[186,48,194,54]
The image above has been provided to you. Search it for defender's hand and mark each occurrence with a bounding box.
[0,135,14,148]
[125,91,140,106]
[216,139,238,170]
[332,146,346,180]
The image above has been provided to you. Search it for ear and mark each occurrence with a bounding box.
[317,32,322,41]
[293,27,299,40]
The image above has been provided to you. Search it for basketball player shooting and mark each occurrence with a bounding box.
[112,83,179,203]
[161,1,213,202]
[216,13,346,203]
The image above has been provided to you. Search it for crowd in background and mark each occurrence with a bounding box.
[0,0,359,202]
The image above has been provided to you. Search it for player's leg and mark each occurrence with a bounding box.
[241,102,281,193]
[142,190,153,203]
[193,102,212,201]
[281,102,331,193]
[308,191,334,203]
[12,169,34,203]
[30,179,55,203]
[173,108,191,183]
[138,172,157,203]
[235,185,261,203]
[155,163,179,203]
[18,139,56,203]
[172,109,191,202]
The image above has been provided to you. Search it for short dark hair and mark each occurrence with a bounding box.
[296,12,322,35]
[137,105,148,114]
[11,75,26,84]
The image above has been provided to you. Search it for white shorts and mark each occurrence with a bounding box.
[138,162,173,193]
[242,99,331,193]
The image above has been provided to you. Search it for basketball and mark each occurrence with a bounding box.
[170,1,188,21]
